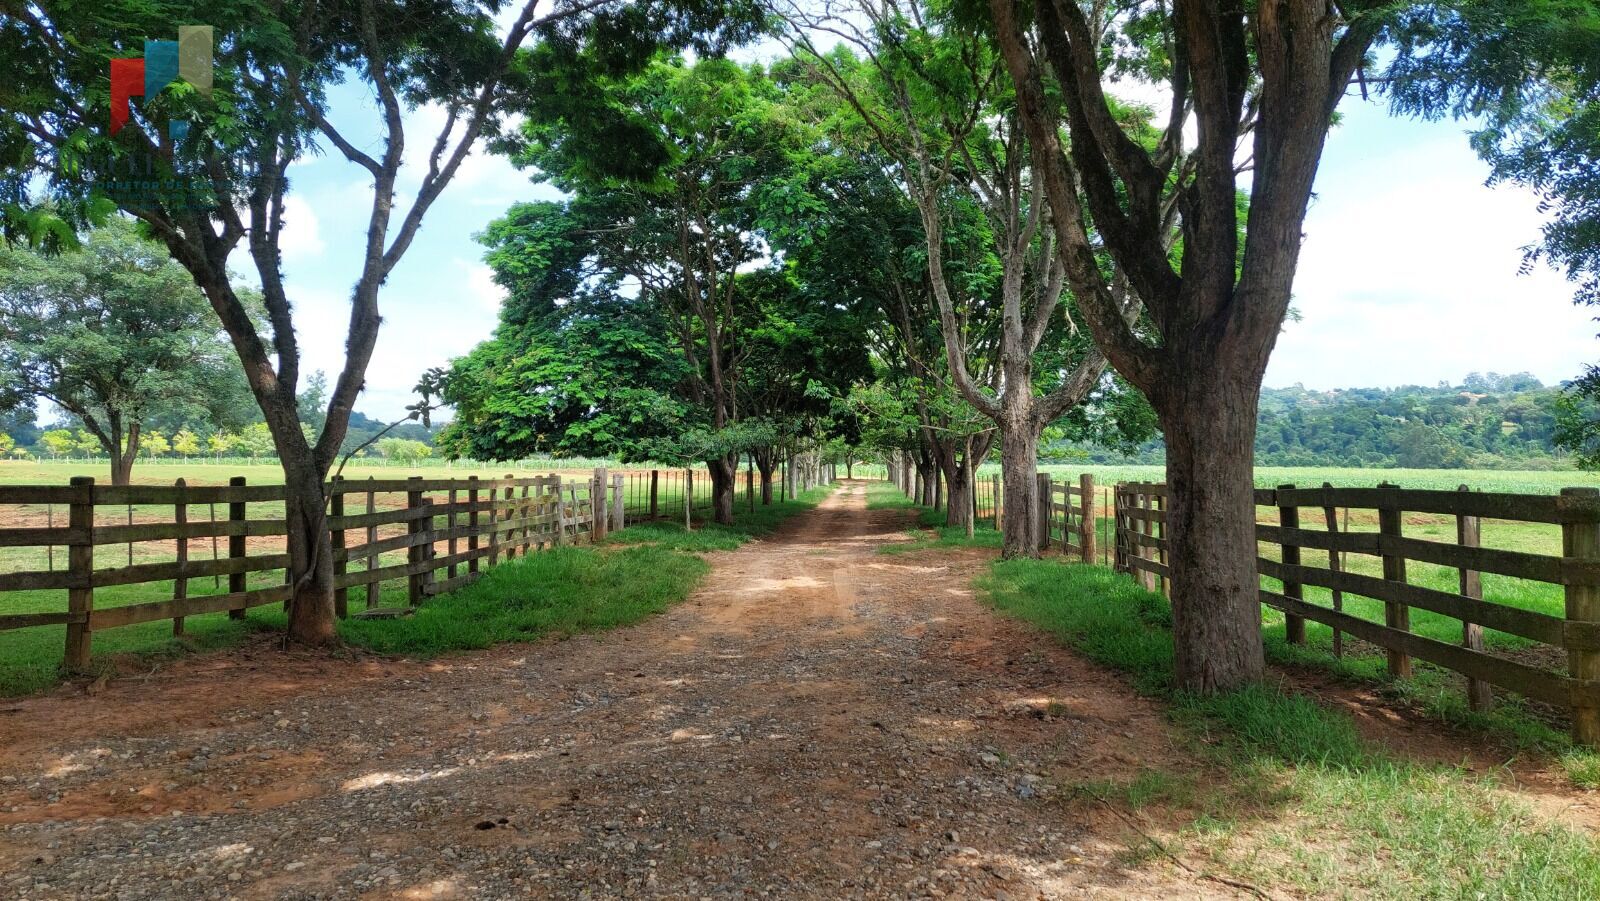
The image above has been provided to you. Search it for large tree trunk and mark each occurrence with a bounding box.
[1160,374,1266,692]
[110,425,140,487]
[707,455,737,525]
[754,447,776,505]
[916,450,937,507]
[998,415,1040,558]
[281,455,337,645]
[939,450,974,531]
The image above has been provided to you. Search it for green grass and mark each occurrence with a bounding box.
[979,558,1600,899]
[0,483,838,694]
[332,544,708,656]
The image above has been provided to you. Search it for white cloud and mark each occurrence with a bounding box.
[278,195,325,260]
[458,260,507,314]
[1268,141,1596,390]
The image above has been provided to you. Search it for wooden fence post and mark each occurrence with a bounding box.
[552,475,565,546]
[592,467,607,541]
[1080,474,1096,565]
[1457,484,1490,711]
[1377,483,1412,678]
[406,477,425,606]
[467,476,481,576]
[487,478,502,564]
[684,468,693,532]
[362,481,378,609]
[1278,484,1305,645]
[504,477,519,559]
[1112,486,1124,573]
[227,476,247,619]
[330,476,347,619]
[172,478,189,636]
[1562,486,1600,746]
[1320,483,1345,658]
[519,478,532,553]
[1138,488,1156,590]
[447,485,460,583]
[1036,473,1052,552]
[64,476,95,672]
[650,470,660,520]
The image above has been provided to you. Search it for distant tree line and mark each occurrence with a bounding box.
[1053,373,1582,470]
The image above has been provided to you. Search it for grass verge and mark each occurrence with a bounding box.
[979,558,1600,899]
[332,544,708,656]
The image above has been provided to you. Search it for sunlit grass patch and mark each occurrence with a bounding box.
[979,556,1600,899]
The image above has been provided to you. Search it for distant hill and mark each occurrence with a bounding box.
[1052,372,1576,470]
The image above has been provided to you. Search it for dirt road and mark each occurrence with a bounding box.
[0,481,1226,899]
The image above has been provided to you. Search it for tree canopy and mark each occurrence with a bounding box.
[0,218,249,483]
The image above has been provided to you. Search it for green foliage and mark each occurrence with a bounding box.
[0,220,245,467]
[444,58,865,467]
[1556,367,1600,469]
[1073,374,1577,469]
[375,437,432,464]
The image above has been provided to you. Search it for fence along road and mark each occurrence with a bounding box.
[0,472,615,672]
[884,466,1600,747]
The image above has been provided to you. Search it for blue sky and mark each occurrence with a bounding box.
[271,59,1598,421]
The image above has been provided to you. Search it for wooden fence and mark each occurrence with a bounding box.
[1114,481,1600,743]
[0,471,620,672]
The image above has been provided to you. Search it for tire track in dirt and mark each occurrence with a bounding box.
[0,480,1234,899]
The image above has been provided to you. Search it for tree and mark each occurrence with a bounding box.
[732,270,873,502]
[0,433,13,458]
[38,429,75,460]
[0,407,40,449]
[439,201,693,464]
[487,57,809,524]
[376,437,432,464]
[1,0,763,645]
[780,6,1109,555]
[74,429,102,459]
[236,423,276,459]
[204,431,233,458]
[774,143,998,526]
[1557,370,1600,469]
[986,0,1387,690]
[141,430,171,458]
[171,428,201,458]
[0,220,244,484]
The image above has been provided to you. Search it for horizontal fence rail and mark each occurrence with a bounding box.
[0,472,616,672]
[0,460,839,675]
[1113,480,1600,743]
